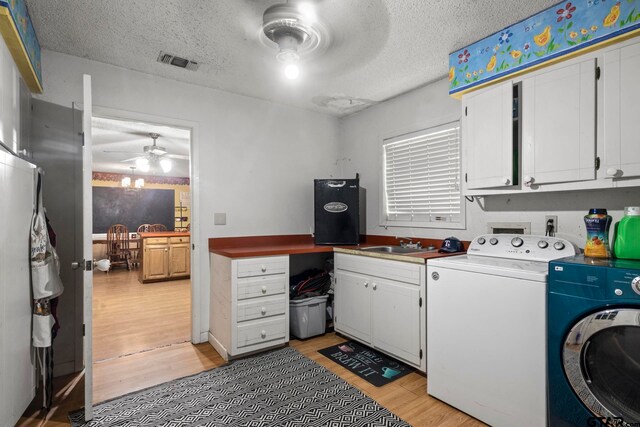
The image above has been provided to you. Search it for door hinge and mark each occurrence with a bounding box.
[192,243,195,250]
[465,106,468,116]
[419,297,423,307]
[596,66,601,80]
[465,173,468,183]
[595,156,601,170]
[420,349,423,359]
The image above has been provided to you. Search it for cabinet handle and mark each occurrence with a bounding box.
[364,282,369,288]
[523,176,534,187]
[606,167,621,177]
[372,283,377,290]
[261,286,267,294]
[260,265,267,272]
[261,330,266,338]
[502,177,510,185]
[261,307,267,315]
[164,248,168,252]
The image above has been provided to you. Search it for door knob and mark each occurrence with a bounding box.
[71,259,110,272]
[71,261,82,270]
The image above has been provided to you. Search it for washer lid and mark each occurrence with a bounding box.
[428,254,549,282]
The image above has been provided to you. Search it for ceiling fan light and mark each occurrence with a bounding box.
[284,63,300,80]
[297,3,316,23]
[136,158,150,172]
[134,178,145,188]
[160,158,172,173]
[121,177,131,187]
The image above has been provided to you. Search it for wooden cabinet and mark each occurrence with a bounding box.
[521,58,596,186]
[463,81,516,190]
[139,233,190,283]
[603,41,640,180]
[209,254,289,361]
[334,253,425,372]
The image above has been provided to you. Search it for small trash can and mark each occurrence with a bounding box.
[289,294,329,339]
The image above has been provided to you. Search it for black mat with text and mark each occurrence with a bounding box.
[318,341,412,387]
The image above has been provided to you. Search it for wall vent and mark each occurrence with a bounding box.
[157,51,199,71]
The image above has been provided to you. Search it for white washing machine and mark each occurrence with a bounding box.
[426,234,577,427]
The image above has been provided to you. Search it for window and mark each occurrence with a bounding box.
[382,122,464,229]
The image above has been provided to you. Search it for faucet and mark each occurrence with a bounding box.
[396,236,422,249]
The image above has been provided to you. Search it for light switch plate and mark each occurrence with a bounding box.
[214,212,226,225]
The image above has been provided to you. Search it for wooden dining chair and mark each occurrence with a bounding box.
[137,224,153,233]
[106,224,132,271]
[150,223,168,232]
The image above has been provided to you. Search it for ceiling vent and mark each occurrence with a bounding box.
[157,51,199,71]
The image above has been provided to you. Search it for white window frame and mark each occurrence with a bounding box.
[380,121,465,229]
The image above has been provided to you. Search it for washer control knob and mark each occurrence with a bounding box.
[614,289,623,296]
[489,238,499,245]
[632,277,640,295]
[511,237,524,247]
[553,241,565,251]
[477,237,486,245]
[538,240,549,249]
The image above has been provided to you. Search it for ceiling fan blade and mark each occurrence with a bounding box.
[102,150,141,154]
[165,154,189,160]
[120,156,144,163]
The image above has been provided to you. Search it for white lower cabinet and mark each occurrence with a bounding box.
[334,253,426,372]
[209,254,289,360]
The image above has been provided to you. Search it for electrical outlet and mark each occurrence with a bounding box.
[545,215,558,230]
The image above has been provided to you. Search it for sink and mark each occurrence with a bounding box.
[360,245,436,254]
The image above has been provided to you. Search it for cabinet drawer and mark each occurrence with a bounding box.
[335,253,423,285]
[236,317,286,348]
[169,236,190,244]
[237,275,286,300]
[237,295,286,322]
[236,256,288,278]
[145,237,168,245]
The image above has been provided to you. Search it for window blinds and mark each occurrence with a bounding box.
[383,124,461,224]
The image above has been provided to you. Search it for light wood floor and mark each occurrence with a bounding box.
[19,271,485,427]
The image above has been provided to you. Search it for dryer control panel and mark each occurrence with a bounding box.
[467,234,577,262]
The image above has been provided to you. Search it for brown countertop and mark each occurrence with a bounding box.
[138,231,191,238]
[209,234,468,263]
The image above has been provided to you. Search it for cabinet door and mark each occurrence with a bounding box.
[603,42,640,179]
[464,81,515,189]
[522,58,596,185]
[169,243,190,277]
[334,270,371,344]
[371,278,421,366]
[143,244,168,280]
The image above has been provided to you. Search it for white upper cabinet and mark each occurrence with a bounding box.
[603,41,640,180]
[521,58,596,186]
[463,81,515,190]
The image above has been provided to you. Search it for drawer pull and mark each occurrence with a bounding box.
[372,283,377,290]
[364,282,369,288]
[261,286,267,294]
[261,330,266,338]
[261,307,267,315]
[261,265,267,272]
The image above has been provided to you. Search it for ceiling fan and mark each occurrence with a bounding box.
[102,133,188,173]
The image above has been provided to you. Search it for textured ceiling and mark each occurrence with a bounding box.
[92,117,190,178]
[26,0,560,116]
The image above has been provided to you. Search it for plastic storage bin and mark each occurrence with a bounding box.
[289,294,329,339]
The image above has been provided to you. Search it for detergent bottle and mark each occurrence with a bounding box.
[613,207,640,260]
[584,209,612,258]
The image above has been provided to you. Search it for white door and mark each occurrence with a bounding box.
[78,75,94,420]
[334,270,371,344]
[371,278,421,366]
[603,41,640,179]
[521,58,596,185]
[463,81,515,190]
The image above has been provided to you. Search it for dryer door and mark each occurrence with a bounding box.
[563,308,640,424]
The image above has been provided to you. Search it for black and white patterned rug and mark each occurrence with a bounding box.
[69,346,409,426]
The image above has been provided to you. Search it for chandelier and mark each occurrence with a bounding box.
[121,167,144,189]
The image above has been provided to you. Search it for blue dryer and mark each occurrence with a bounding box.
[548,255,640,426]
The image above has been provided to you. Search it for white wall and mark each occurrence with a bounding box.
[339,77,640,248]
[0,36,22,152]
[36,50,341,343]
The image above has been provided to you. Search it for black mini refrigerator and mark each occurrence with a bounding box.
[314,179,365,245]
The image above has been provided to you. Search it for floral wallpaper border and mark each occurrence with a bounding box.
[93,171,190,186]
[0,0,41,91]
[449,0,640,95]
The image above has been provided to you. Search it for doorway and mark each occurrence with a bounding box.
[90,115,193,399]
